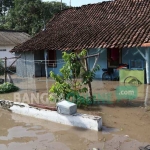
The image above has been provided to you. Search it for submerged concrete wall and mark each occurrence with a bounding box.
[0,100,102,131]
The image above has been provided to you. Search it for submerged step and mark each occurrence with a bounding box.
[0,100,102,131]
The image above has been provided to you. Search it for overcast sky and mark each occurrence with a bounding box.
[43,0,109,7]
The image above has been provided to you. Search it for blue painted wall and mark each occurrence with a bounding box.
[122,47,146,68]
[47,47,148,79]
[88,48,107,79]
[47,48,107,79]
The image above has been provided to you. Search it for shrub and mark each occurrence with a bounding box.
[0,82,19,94]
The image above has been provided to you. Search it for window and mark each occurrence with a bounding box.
[0,49,6,51]
[107,48,122,68]
[48,50,57,67]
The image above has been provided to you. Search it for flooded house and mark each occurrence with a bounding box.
[0,30,30,66]
[10,0,150,83]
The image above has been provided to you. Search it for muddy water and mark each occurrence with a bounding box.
[0,76,150,149]
[0,108,149,150]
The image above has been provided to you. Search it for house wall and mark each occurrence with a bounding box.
[122,47,146,67]
[84,47,148,79]
[47,47,149,79]
[0,46,15,66]
[15,52,35,77]
[46,49,107,79]
[88,48,107,79]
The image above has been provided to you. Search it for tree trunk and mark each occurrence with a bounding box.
[85,58,93,104]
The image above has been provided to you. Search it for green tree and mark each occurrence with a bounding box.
[41,1,68,30]
[49,50,100,107]
[2,0,68,35]
[0,0,14,26]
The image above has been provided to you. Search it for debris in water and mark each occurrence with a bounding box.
[139,145,150,150]
[125,135,129,138]
[98,112,105,115]
[120,128,123,131]
[93,148,99,150]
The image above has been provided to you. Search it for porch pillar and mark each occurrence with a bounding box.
[145,47,150,84]
[44,50,48,78]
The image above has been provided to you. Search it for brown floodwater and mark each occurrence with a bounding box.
[0,75,150,149]
[0,108,149,150]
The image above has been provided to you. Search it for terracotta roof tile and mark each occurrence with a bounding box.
[11,0,150,52]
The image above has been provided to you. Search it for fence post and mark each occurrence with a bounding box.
[4,57,7,83]
[145,47,150,84]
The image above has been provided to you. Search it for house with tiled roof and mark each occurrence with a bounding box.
[11,0,150,83]
[0,30,30,66]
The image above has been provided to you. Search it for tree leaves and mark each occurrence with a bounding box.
[0,0,69,35]
[49,50,100,107]
[82,65,100,84]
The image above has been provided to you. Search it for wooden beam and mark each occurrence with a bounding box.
[141,43,150,47]
[1,56,21,60]
[74,53,99,61]
[8,54,21,69]
[92,53,100,71]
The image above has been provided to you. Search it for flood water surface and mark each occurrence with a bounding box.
[0,108,149,150]
[0,76,150,149]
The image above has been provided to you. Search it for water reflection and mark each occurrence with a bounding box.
[0,75,150,108]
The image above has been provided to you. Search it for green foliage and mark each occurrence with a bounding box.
[49,50,88,105]
[49,49,100,107]
[82,65,100,84]
[0,82,19,93]
[0,0,69,35]
[66,92,92,107]
[0,0,14,24]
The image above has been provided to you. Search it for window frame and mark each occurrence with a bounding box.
[47,50,57,68]
[107,48,122,68]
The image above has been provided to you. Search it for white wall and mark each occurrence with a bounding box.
[0,46,15,66]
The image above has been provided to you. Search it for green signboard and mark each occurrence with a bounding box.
[119,69,145,84]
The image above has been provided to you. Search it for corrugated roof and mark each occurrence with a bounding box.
[11,0,150,52]
[0,30,31,46]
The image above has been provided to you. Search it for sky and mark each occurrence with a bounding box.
[43,0,109,7]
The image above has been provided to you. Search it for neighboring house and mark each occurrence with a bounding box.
[10,0,150,83]
[0,30,30,66]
